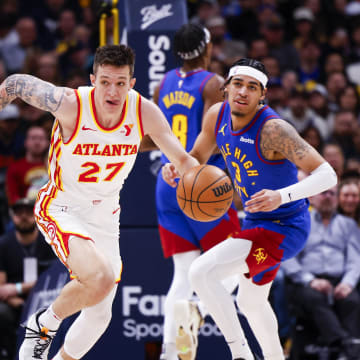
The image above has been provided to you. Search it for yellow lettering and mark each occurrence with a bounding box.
[163,95,170,109]
[234,147,241,160]
[187,95,195,109]
[247,170,259,176]
[243,160,253,169]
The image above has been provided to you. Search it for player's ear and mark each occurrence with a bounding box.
[90,74,95,86]
[130,77,136,89]
[260,87,267,101]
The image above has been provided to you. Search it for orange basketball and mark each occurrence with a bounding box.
[176,164,234,222]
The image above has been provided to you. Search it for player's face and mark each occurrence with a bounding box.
[225,75,265,117]
[90,64,136,115]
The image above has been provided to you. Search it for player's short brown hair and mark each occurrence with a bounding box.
[93,44,135,76]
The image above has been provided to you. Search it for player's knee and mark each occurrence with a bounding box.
[90,266,115,300]
[188,257,208,291]
[236,291,264,312]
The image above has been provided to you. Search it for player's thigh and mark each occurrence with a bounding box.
[67,236,114,282]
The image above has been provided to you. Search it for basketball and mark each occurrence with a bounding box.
[176,164,234,222]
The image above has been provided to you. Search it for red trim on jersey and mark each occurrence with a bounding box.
[137,95,144,138]
[63,89,81,145]
[200,207,241,251]
[175,68,205,78]
[158,225,198,258]
[229,105,268,136]
[215,102,227,136]
[199,73,215,93]
[91,88,127,131]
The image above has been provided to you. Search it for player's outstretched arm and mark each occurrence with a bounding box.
[141,96,199,176]
[190,103,222,164]
[0,74,77,131]
[245,118,337,213]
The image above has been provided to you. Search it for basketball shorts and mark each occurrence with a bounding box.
[156,173,241,258]
[34,183,122,282]
[235,208,311,285]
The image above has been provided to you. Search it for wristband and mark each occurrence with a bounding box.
[15,282,22,295]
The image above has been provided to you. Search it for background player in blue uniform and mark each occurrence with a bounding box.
[163,58,337,360]
[143,24,241,360]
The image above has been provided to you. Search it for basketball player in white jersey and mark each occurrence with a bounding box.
[0,44,199,360]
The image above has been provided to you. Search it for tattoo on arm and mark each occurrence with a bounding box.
[2,74,65,113]
[260,119,311,162]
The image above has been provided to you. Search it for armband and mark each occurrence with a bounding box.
[278,162,337,204]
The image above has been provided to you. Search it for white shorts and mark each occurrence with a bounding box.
[34,183,122,282]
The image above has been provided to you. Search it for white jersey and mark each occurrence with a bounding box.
[46,86,144,205]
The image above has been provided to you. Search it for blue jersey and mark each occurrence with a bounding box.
[215,103,308,220]
[158,68,224,168]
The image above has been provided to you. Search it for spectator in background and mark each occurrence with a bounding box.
[262,55,281,84]
[323,27,351,59]
[326,71,348,112]
[337,84,360,115]
[327,0,349,34]
[338,178,360,224]
[307,84,334,135]
[280,70,298,96]
[322,142,345,179]
[247,37,269,60]
[297,39,321,84]
[260,15,300,72]
[329,110,358,158]
[224,0,259,45]
[5,125,48,206]
[54,8,78,55]
[282,185,360,359]
[24,52,62,85]
[0,104,25,235]
[349,22,360,63]
[279,88,328,140]
[0,197,56,360]
[189,0,219,27]
[265,80,287,113]
[0,17,40,74]
[205,15,247,67]
[300,125,324,153]
[0,104,25,171]
[292,6,317,50]
[320,52,345,83]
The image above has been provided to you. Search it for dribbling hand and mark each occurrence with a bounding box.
[244,189,282,213]
[162,163,180,188]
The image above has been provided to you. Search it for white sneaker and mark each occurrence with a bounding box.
[174,300,204,360]
[19,309,56,360]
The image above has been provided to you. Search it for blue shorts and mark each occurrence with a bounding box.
[156,173,240,258]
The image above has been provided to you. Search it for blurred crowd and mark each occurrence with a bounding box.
[1,0,360,358]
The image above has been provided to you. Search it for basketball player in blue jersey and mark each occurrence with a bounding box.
[163,58,337,360]
[142,24,241,360]
[0,45,200,360]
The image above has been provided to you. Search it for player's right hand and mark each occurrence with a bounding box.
[162,163,179,188]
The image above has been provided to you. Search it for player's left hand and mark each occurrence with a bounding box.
[162,163,180,188]
[244,189,282,213]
